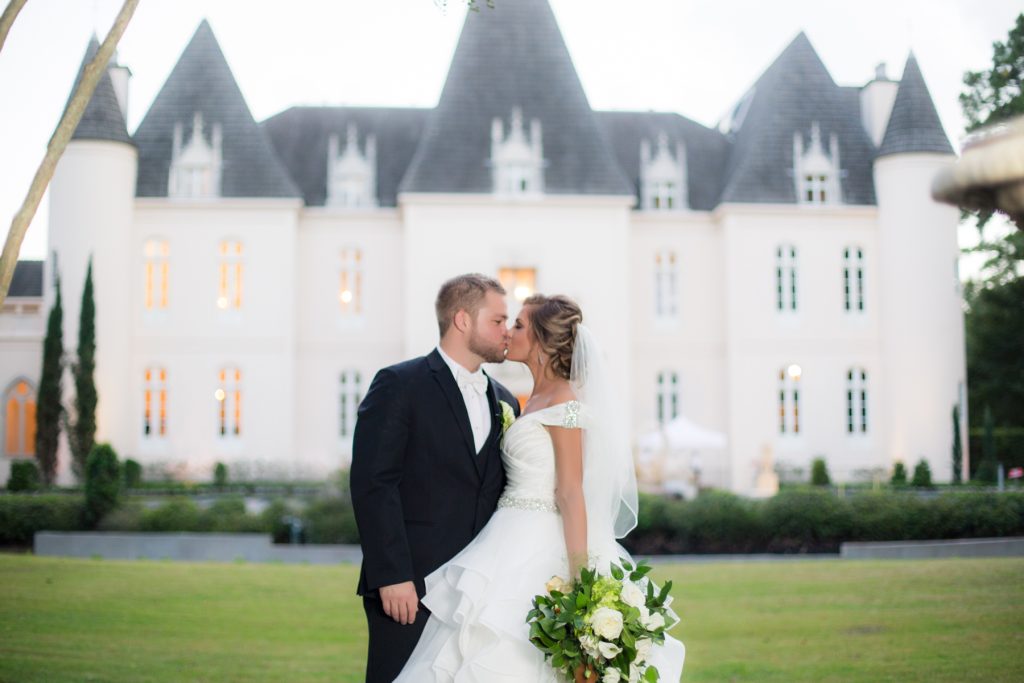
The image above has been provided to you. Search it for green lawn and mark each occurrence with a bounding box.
[0,554,1020,682]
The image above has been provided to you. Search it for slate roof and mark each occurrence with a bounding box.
[133,20,299,199]
[262,107,428,208]
[68,36,132,145]
[399,0,632,196]
[877,53,954,157]
[595,111,731,211]
[717,32,877,205]
[8,260,43,298]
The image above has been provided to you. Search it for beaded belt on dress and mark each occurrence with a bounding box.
[497,493,559,514]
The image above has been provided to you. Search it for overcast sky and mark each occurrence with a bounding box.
[1,0,1019,269]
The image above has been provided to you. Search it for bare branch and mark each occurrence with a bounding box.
[0,0,140,307]
[0,0,28,54]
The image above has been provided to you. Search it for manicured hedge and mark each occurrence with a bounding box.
[0,495,87,545]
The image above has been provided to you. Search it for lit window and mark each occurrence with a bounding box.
[339,248,363,315]
[654,249,679,321]
[340,370,363,438]
[656,371,679,425]
[216,367,242,438]
[843,247,865,312]
[846,368,868,434]
[142,367,168,439]
[143,239,170,311]
[776,244,798,312]
[218,241,243,311]
[778,365,801,435]
[499,268,536,303]
[3,380,36,457]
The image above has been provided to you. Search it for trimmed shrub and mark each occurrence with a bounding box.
[213,462,228,489]
[140,497,202,532]
[123,459,142,489]
[7,461,42,492]
[912,459,933,488]
[810,457,831,486]
[762,490,854,553]
[304,496,359,544]
[685,490,765,553]
[84,444,121,527]
[0,495,87,545]
[891,462,908,486]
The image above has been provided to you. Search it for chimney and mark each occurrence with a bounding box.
[860,61,899,148]
[108,50,132,123]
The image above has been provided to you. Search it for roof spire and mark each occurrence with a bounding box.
[877,53,953,157]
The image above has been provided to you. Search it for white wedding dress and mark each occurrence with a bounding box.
[395,399,686,682]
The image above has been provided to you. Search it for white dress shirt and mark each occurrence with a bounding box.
[436,346,492,453]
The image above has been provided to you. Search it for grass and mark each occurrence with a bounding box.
[0,554,1021,682]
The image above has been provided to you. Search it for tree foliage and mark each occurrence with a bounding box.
[35,271,64,487]
[70,257,98,481]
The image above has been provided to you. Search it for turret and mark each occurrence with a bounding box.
[873,53,966,482]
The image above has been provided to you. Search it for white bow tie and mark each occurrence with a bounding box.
[457,369,488,395]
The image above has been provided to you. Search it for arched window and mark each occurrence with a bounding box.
[776,244,798,312]
[846,368,868,434]
[217,240,243,311]
[142,367,167,438]
[143,239,170,311]
[843,246,865,312]
[654,249,679,322]
[340,370,363,439]
[778,365,801,435]
[4,379,36,457]
[216,367,242,438]
[656,371,679,425]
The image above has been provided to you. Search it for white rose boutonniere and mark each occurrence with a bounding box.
[499,400,516,435]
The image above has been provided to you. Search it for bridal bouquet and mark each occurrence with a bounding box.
[526,559,679,683]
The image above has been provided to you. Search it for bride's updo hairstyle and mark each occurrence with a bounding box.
[522,294,583,380]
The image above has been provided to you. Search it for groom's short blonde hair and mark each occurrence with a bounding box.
[436,273,506,336]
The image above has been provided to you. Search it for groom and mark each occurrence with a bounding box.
[350,273,520,683]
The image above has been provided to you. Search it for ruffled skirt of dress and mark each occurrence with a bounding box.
[393,507,686,682]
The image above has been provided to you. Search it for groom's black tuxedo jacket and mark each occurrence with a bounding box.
[350,349,520,599]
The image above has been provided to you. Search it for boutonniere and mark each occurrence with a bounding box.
[499,400,516,435]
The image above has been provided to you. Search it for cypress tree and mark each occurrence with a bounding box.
[951,404,963,484]
[35,270,64,487]
[976,405,999,483]
[71,257,97,481]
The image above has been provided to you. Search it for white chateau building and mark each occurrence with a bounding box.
[0,0,967,493]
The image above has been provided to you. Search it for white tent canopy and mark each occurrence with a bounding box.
[638,415,727,452]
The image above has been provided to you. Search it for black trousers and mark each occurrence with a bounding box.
[362,595,430,683]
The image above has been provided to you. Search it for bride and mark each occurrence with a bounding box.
[395,294,686,682]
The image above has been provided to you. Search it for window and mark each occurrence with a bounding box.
[499,267,536,303]
[142,367,168,439]
[218,241,243,311]
[793,122,840,206]
[846,368,868,434]
[654,249,679,321]
[776,244,798,312]
[326,124,378,208]
[339,247,363,315]
[3,379,36,457]
[843,247,865,312]
[656,371,679,425]
[340,370,363,438]
[778,365,801,435]
[144,240,170,311]
[640,133,686,211]
[216,367,242,438]
[491,107,545,197]
[168,112,222,199]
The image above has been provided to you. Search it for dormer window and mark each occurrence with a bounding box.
[169,112,222,199]
[641,132,687,210]
[793,122,841,206]
[490,107,545,197]
[327,124,377,208]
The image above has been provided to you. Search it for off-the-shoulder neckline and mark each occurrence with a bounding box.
[519,399,579,419]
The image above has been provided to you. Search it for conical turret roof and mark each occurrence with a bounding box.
[133,20,298,198]
[877,53,953,157]
[67,36,132,145]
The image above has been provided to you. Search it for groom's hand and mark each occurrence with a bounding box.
[379,581,419,625]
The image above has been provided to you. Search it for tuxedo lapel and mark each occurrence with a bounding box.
[427,350,482,477]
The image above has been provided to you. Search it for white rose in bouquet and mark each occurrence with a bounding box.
[545,575,570,594]
[620,581,645,609]
[598,641,623,660]
[602,668,622,683]
[634,638,653,663]
[591,607,625,640]
[580,634,600,659]
[640,610,665,631]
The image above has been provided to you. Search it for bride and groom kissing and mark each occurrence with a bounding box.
[350,273,685,682]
